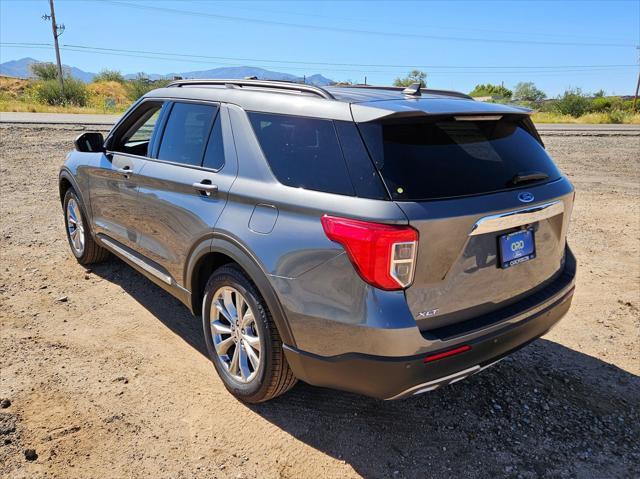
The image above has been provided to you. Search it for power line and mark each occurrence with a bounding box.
[3,42,637,74]
[194,1,634,44]
[60,44,640,70]
[99,0,636,48]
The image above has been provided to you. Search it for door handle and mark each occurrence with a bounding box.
[116,166,132,175]
[192,181,218,196]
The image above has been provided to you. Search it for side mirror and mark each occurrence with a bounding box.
[74,132,105,153]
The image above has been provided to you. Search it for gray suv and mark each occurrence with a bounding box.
[59,80,576,403]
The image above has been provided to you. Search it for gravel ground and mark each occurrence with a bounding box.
[0,125,638,479]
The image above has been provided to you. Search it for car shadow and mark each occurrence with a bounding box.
[92,259,640,479]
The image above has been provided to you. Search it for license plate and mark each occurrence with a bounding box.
[498,228,536,268]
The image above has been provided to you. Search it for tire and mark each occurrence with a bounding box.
[63,188,109,265]
[202,264,297,403]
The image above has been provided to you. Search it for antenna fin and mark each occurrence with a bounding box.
[402,82,422,96]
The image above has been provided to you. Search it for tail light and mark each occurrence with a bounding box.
[321,215,418,290]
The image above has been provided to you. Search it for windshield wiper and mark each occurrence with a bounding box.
[508,171,549,186]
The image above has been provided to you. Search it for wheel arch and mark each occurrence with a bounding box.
[59,169,88,211]
[187,235,296,347]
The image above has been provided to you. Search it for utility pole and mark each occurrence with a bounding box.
[634,46,640,112]
[42,0,65,91]
[634,69,639,112]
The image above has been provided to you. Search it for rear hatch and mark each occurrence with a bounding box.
[357,113,574,332]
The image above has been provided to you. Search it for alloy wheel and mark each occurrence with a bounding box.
[210,286,261,383]
[66,198,85,256]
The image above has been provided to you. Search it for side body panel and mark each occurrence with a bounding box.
[134,105,238,286]
[215,104,410,348]
[89,152,148,250]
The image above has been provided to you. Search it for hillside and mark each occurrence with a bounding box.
[0,57,334,86]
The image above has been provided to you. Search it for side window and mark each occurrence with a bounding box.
[157,102,217,166]
[247,112,355,196]
[111,101,163,157]
[202,114,225,170]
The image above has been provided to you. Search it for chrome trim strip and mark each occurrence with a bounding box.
[388,358,506,400]
[100,237,173,285]
[386,365,480,400]
[469,200,564,236]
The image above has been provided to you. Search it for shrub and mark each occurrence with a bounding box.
[29,62,61,81]
[32,77,88,106]
[469,83,512,100]
[537,100,557,113]
[126,73,152,100]
[93,69,125,83]
[607,109,626,124]
[513,82,546,102]
[621,100,635,111]
[589,97,612,112]
[554,88,590,117]
[126,73,171,101]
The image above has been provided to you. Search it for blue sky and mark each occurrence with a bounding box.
[1,0,638,96]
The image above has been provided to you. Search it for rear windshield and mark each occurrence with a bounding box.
[358,116,561,200]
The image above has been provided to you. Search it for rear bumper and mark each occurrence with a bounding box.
[283,251,576,400]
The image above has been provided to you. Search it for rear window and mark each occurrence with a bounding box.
[358,117,561,200]
[248,112,355,196]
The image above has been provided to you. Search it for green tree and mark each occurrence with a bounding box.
[469,83,513,99]
[554,88,590,117]
[29,62,61,81]
[93,69,125,83]
[393,70,427,88]
[513,82,546,102]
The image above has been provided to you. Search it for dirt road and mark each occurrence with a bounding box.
[1,125,638,479]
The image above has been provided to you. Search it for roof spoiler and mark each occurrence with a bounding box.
[351,103,533,123]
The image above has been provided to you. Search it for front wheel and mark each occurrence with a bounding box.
[202,264,297,403]
[63,189,109,265]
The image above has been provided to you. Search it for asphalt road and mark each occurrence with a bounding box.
[1,112,639,134]
[0,112,119,126]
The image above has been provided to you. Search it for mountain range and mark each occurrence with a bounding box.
[0,57,334,86]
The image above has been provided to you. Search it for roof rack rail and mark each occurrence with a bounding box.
[337,84,473,100]
[167,79,335,100]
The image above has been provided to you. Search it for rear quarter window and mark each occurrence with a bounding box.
[248,112,355,196]
[358,116,561,200]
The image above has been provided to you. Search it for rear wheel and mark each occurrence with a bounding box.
[63,189,109,265]
[202,264,297,403]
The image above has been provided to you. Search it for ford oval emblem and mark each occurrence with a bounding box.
[518,192,535,203]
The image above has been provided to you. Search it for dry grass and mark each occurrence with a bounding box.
[0,99,125,114]
[86,80,131,110]
[532,111,640,124]
[0,76,31,98]
[0,76,130,113]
